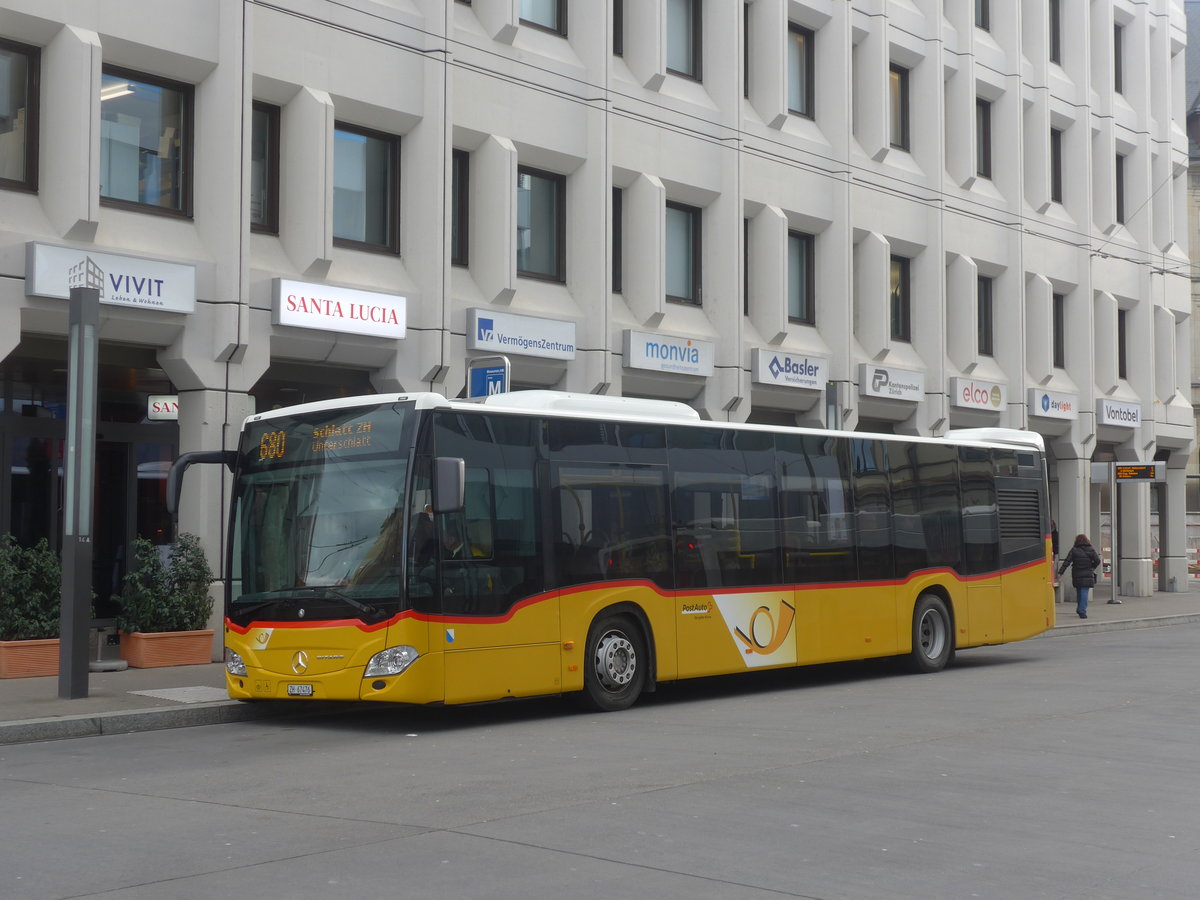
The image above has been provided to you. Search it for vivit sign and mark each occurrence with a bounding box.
[26,242,196,313]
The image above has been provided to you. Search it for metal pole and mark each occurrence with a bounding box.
[1110,464,1119,602]
[58,287,99,699]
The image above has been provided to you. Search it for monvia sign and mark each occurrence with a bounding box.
[623,330,715,376]
[751,349,828,390]
[26,242,196,313]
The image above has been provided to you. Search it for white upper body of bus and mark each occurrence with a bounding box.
[242,390,1044,455]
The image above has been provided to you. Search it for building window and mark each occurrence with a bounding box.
[451,149,469,267]
[614,0,623,56]
[0,37,39,192]
[667,0,702,81]
[788,231,815,324]
[333,123,400,253]
[787,25,814,118]
[1050,127,1063,203]
[612,187,623,293]
[1113,23,1124,94]
[975,0,989,31]
[889,64,910,151]
[976,98,992,178]
[890,255,911,342]
[520,0,566,35]
[1115,153,1126,224]
[1117,309,1127,379]
[666,201,701,305]
[517,166,565,281]
[250,102,279,234]
[100,66,192,215]
[977,275,994,356]
[1052,292,1065,368]
[1049,0,1062,65]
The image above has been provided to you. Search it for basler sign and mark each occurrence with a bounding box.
[25,242,196,313]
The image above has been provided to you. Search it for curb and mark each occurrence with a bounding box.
[0,699,346,746]
[1039,613,1200,638]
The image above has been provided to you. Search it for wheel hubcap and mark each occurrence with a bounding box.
[595,631,636,691]
[918,609,946,659]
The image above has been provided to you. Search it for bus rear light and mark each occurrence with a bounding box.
[225,649,247,676]
[364,646,419,677]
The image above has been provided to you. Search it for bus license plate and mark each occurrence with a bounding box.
[286,684,314,697]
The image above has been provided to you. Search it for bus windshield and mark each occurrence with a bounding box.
[229,401,414,625]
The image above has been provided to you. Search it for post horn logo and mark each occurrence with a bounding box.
[734,600,797,655]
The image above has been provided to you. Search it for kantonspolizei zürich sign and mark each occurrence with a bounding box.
[466,309,576,359]
[25,242,196,313]
[751,349,828,390]
[857,364,924,402]
[273,279,406,339]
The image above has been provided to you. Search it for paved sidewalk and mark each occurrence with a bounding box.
[3,581,1198,745]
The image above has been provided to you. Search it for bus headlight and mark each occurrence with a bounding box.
[225,649,247,676]
[364,646,419,677]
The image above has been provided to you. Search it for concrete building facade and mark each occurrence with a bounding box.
[0,0,1192,645]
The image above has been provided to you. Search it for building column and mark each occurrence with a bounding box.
[1053,452,1092,605]
[1116,480,1154,597]
[1158,464,1189,591]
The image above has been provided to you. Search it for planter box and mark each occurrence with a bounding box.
[0,638,60,678]
[119,630,214,668]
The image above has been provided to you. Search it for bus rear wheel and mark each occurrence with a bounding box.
[908,593,953,674]
[578,614,646,712]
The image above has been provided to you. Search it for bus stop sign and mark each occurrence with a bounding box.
[467,355,510,398]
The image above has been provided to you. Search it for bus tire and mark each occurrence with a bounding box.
[908,593,953,674]
[578,614,646,712]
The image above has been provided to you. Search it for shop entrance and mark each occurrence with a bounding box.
[0,339,178,617]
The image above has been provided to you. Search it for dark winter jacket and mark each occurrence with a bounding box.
[1058,542,1101,588]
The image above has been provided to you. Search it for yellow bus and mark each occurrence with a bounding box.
[171,390,1055,711]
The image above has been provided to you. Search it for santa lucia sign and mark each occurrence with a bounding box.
[272,279,406,339]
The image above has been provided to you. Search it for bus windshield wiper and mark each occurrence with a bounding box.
[233,587,385,620]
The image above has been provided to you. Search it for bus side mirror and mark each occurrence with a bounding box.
[167,450,237,517]
[432,457,465,514]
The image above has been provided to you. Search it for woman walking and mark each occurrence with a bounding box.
[1057,533,1102,619]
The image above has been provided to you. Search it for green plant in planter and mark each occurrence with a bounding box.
[0,536,62,641]
[116,534,215,634]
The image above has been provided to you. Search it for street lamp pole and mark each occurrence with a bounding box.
[58,287,99,699]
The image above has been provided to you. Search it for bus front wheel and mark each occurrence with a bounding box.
[908,593,953,674]
[578,614,646,712]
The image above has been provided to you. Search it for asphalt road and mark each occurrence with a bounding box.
[2,625,1199,900]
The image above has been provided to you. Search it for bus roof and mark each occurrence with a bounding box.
[244,390,1044,452]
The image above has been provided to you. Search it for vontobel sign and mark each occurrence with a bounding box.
[26,242,196,313]
[273,279,406,339]
[1096,398,1141,428]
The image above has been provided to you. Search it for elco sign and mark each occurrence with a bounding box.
[950,377,1006,411]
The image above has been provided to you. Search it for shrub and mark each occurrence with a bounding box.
[116,534,215,634]
[0,536,62,641]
